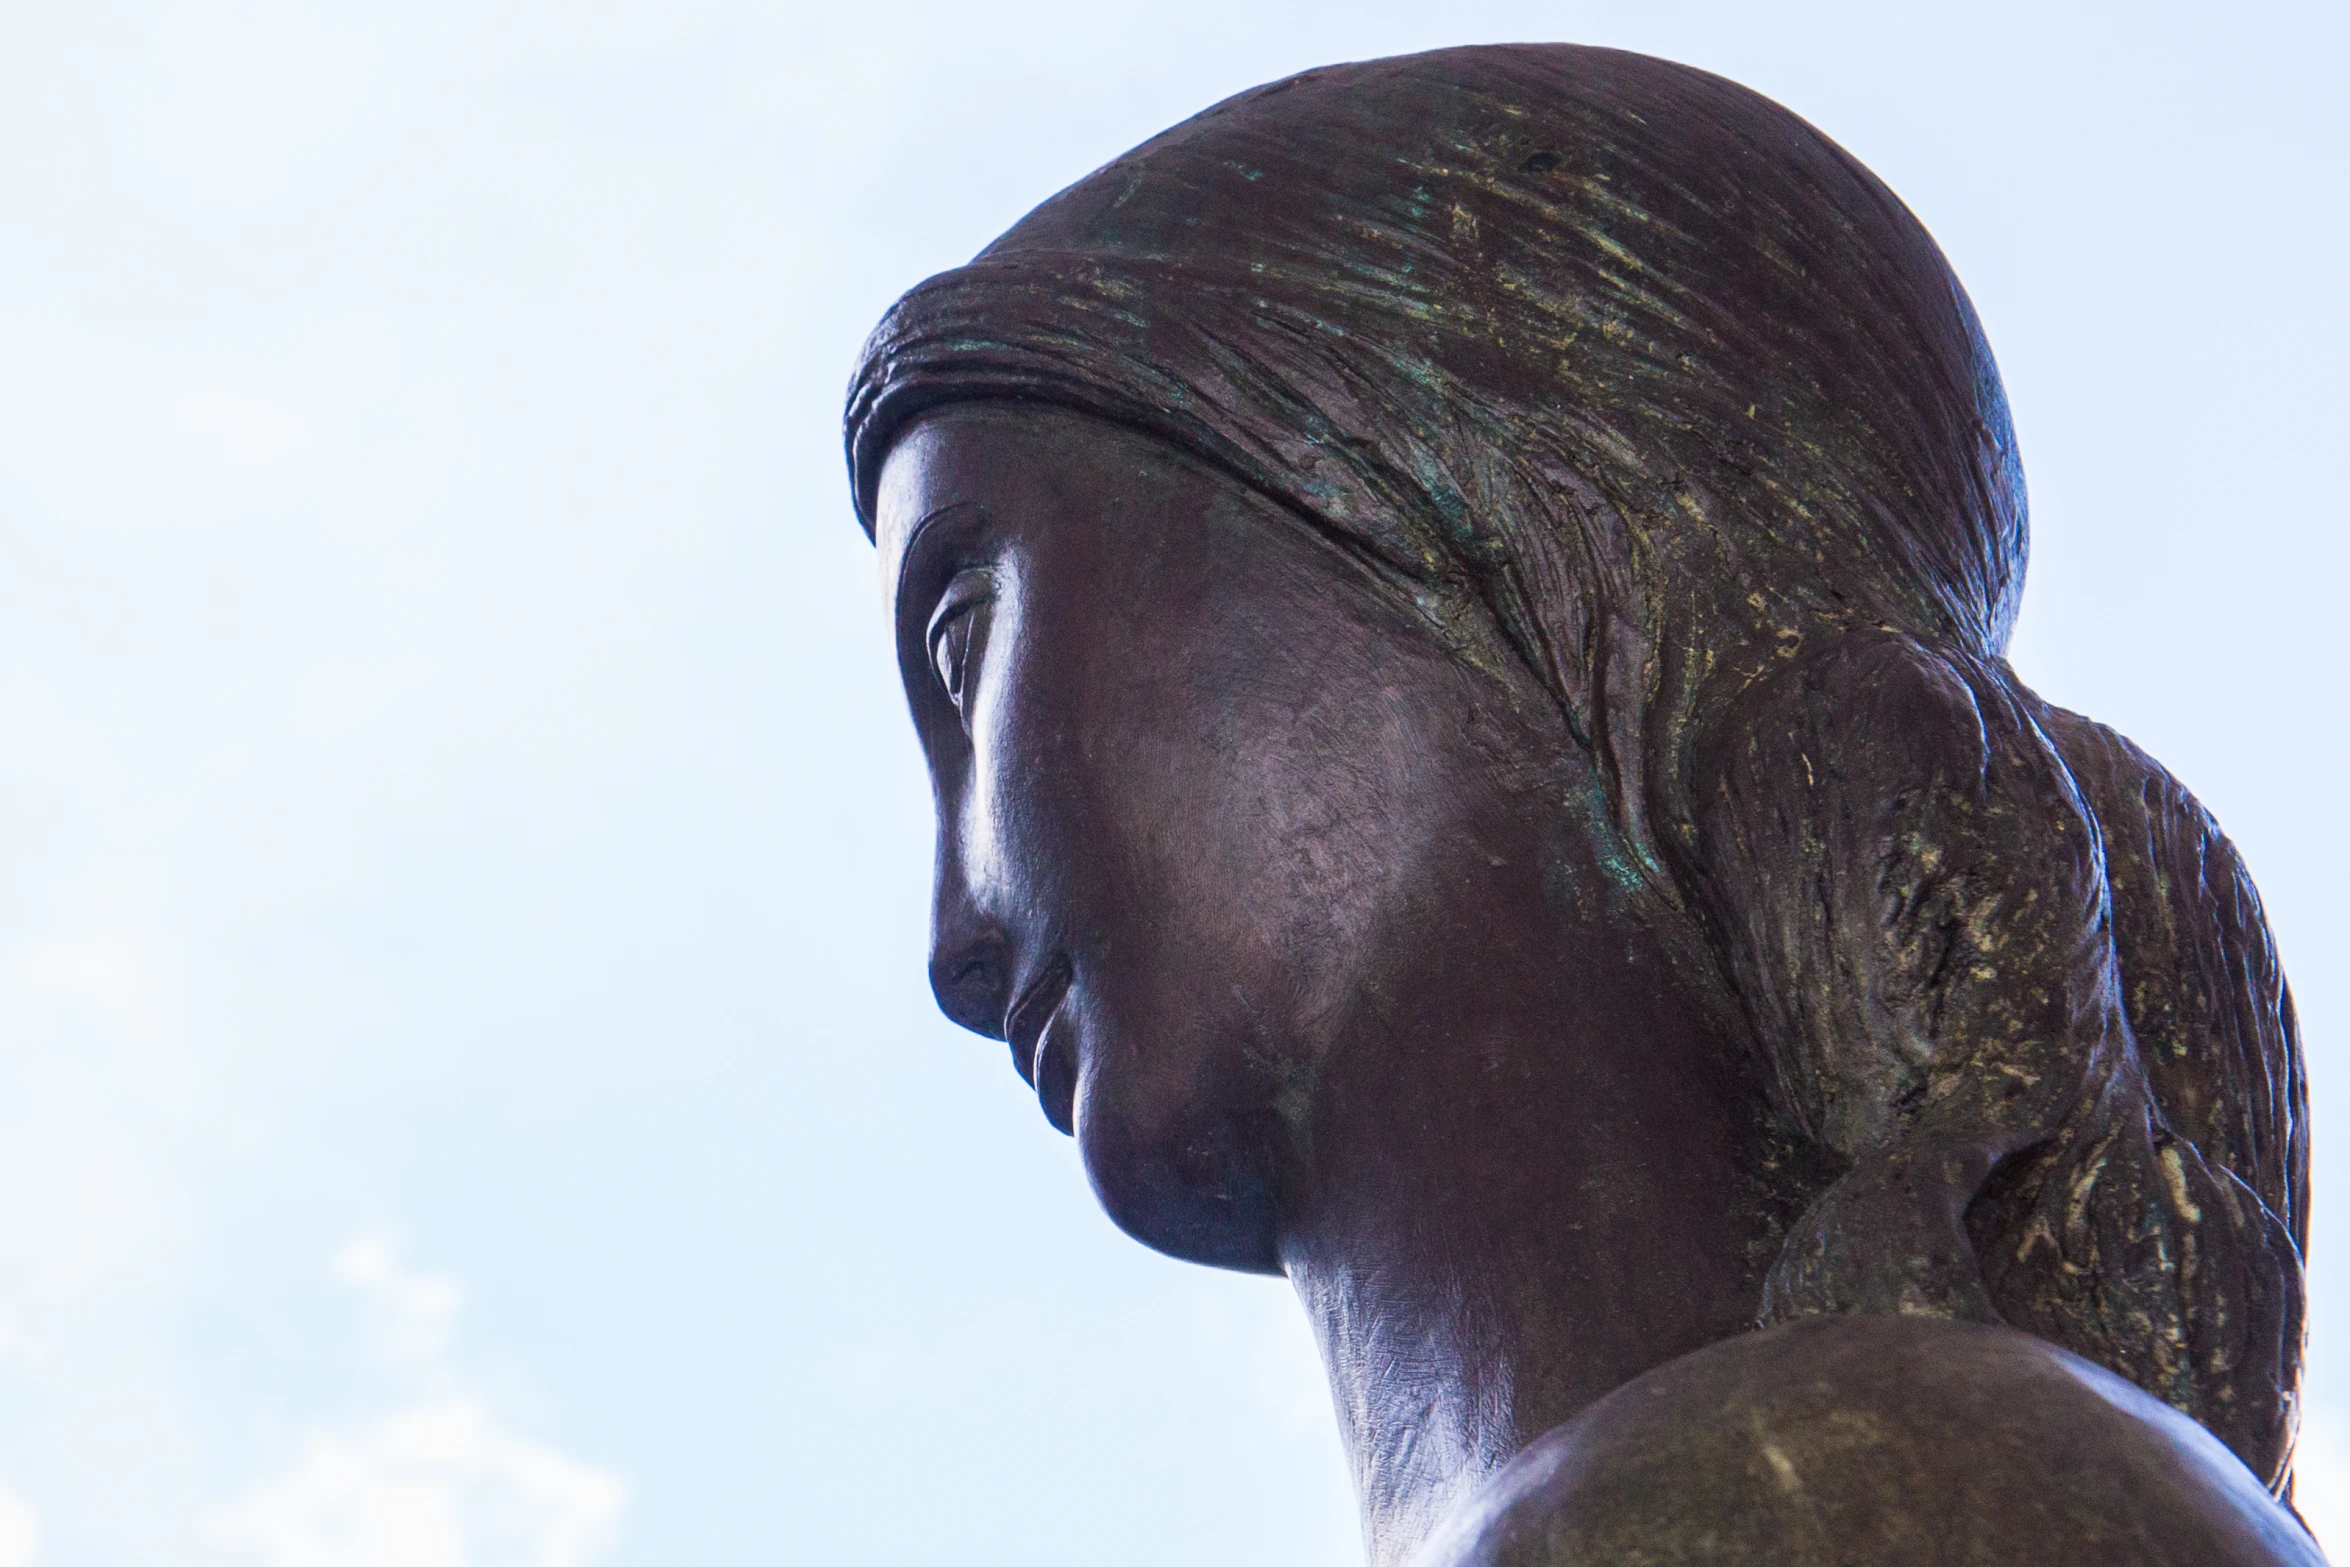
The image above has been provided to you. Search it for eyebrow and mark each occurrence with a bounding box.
[891,499,987,614]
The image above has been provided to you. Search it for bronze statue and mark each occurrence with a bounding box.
[843,44,2321,1565]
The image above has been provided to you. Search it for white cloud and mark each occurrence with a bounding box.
[334,1232,464,1371]
[205,1397,623,1567]
[206,1236,624,1567]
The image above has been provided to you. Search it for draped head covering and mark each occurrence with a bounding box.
[848,43,2026,891]
[845,44,2305,1491]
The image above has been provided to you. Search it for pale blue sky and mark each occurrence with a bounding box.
[0,2,2341,1562]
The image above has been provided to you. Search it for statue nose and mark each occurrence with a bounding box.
[929,851,1012,1040]
[928,933,1010,1039]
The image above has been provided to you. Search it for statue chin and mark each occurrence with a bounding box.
[1075,1084,1284,1277]
[1412,1317,2323,1567]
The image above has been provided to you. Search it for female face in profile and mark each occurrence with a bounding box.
[876,394,1782,1558]
[876,399,1760,1289]
[851,44,2315,1567]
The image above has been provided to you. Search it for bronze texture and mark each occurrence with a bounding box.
[846,45,2318,1566]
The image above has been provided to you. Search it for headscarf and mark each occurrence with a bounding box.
[845,44,2304,1489]
[849,44,2026,888]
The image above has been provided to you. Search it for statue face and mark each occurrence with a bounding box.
[874,404,1618,1273]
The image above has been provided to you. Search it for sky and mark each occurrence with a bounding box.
[0,0,2342,1562]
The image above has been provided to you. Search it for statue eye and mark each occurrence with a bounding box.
[926,573,992,721]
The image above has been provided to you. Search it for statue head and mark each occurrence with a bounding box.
[847,45,2306,1491]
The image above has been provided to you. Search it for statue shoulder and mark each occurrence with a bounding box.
[1413,1316,2323,1567]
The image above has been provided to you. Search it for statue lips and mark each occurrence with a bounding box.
[1032,1011,1078,1137]
[1004,958,1076,1133]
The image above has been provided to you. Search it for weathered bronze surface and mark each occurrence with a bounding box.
[844,44,2321,1566]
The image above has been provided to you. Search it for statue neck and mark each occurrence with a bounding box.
[1276,918,1768,1567]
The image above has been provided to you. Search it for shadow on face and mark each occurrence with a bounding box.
[874,403,1738,1276]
